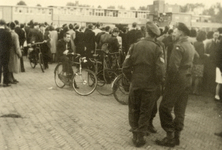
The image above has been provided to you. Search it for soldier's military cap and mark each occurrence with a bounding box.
[146,21,160,36]
[176,22,190,36]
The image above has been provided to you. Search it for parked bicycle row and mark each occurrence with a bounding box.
[53,49,129,105]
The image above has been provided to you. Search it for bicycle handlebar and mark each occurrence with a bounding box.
[28,41,47,46]
[95,49,119,55]
[108,52,120,55]
[67,52,81,57]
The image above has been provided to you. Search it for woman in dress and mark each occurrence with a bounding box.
[49,25,58,62]
[8,22,22,84]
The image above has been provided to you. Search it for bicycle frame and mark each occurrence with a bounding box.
[28,41,46,72]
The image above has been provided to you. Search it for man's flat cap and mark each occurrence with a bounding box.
[176,22,190,36]
[146,21,160,36]
[113,27,120,33]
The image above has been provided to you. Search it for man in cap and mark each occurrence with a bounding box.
[0,19,12,87]
[122,21,165,147]
[156,22,196,147]
[84,24,95,59]
[126,22,142,53]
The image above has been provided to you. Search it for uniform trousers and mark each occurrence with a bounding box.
[159,82,189,133]
[128,89,156,134]
[150,85,162,121]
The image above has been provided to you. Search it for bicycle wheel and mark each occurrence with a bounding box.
[96,71,106,87]
[96,70,117,96]
[112,74,129,105]
[39,53,44,73]
[72,69,97,96]
[54,63,66,88]
[29,54,37,69]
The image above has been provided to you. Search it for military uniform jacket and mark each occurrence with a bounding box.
[167,36,196,86]
[122,37,165,91]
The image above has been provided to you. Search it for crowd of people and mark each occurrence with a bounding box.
[0,18,222,147]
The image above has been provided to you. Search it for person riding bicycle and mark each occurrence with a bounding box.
[27,22,43,62]
[57,32,73,77]
[27,23,50,69]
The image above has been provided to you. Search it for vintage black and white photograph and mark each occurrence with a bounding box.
[0,0,222,149]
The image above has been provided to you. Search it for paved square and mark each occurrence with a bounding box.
[0,58,222,150]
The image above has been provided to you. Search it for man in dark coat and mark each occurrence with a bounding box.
[74,25,85,56]
[0,19,12,87]
[41,25,52,69]
[126,22,142,53]
[107,28,120,69]
[84,24,95,59]
[15,20,26,47]
[99,26,111,50]
[27,22,43,44]
[156,22,196,147]
[122,21,165,147]
[95,27,105,49]
[57,33,72,76]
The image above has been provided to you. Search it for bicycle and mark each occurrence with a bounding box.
[54,53,97,96]
[89,49,121,96]
[27,41,46,73]
[112,73,129,105]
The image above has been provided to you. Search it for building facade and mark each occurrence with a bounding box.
[0,5,151,27]
[0,0,221,30]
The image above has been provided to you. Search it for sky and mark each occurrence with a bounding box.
[0,0,221,9]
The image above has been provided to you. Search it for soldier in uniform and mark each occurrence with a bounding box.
[156,22,196,147]
[122,21,165,147]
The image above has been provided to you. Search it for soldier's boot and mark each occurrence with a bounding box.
[155,132,176,147]
[135,133,146,147]
[132,132,137,146]
[174,131,180,145]
[147,119,157,133]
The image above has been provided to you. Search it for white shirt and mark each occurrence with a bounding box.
[93,28,102,36]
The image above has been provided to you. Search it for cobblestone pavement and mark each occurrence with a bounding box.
[0,58,222,150]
